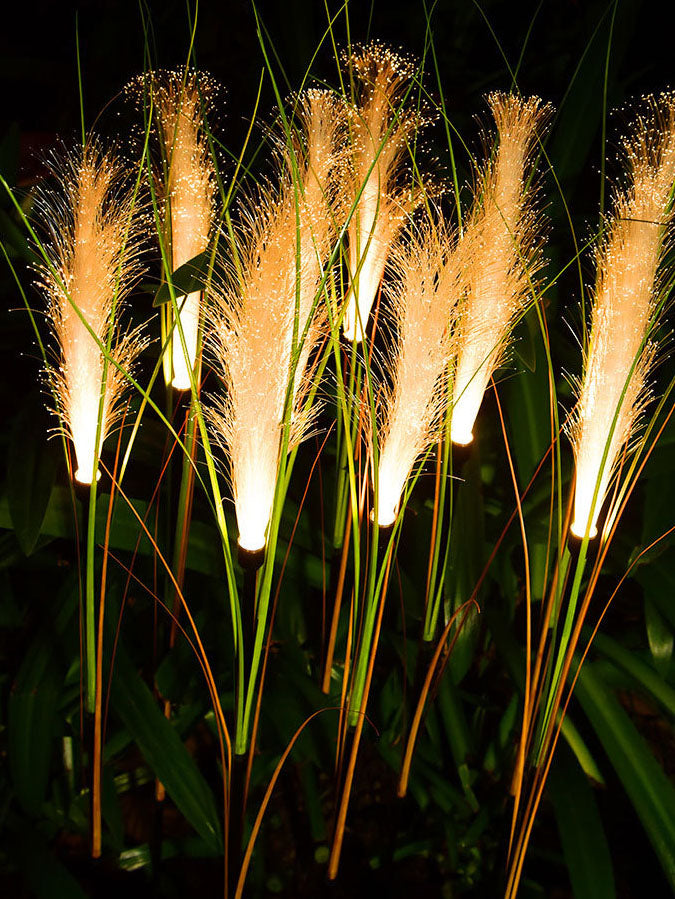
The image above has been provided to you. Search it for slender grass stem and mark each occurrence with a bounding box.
[85,479,98,715]
[348,522,394,725]
[329,548,393,880]
[535,535,590,761]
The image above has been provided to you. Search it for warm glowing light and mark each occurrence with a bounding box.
[153,71,216,391]
[237,527,267,554]
[35,142,147,482]
[206,90,344,548]
[570,93,675,542]
[452,93,549,441]
[342,295,366,344]
[341,43,428,343]
[375,215,463,526]
[450,426,474,448]
[171,291,203,390]
[375,493,399,529]
[74,466,102,486]
[569,518,598,541]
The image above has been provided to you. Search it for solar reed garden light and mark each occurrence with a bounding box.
[345,211,464,727]
[32,138,146,860]
[326,43,433,686]
[205,89,346,752]
[341,43,431,344]
[34,140,146,706]
[569,93,675,544]
[154,70,217,392]
[537,91,675,734]
[506,95,675,899]
[451,93,550,448]
[374,213,464,530]
[36,144,146,489]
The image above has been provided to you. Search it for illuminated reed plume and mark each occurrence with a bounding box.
[570,94,675,539]
[451,93,549,446]
[342,43,428,343]
[154,70,217,390]
[207,90,345,552]
[35,141,146,485]
[375,214,463,526]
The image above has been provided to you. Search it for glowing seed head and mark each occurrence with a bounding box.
[451,92,550,446]
[148,69,218,390]
[205,90,344,550]
[341,42,433,343]
[33,140,147,483]
[570,93,675,540]
[375,213,463,526]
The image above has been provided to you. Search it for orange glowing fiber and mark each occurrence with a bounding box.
[342,43,429,343]
[154,70,217,391]
[207,90,346,552]
[375,214,464,527]
[570,94,675,539]
[451,93,550,446]
[36,141,146,484]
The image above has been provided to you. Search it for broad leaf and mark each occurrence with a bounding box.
[549,744,616,899]
[7,395,59,555]
[576,662,675,889]
[110,647,222,854]
[153,251,211,307]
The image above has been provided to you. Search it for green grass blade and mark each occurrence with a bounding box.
[575,662,675,889]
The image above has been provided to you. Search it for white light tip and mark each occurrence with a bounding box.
[374,501,398,528]
[172,376,191,391]
[74,468,101,485]
[237,534,267,554]
[342,325,364,345]
[451,432,474,448]
[570,521,598,540]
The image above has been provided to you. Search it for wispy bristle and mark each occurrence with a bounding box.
[341,43,431,343]
[451,93,550,445]
[206,90,344,551]
[375,213,463,526]
[570,94,675,539]
[153,70,217,390]
[35,141,147,483]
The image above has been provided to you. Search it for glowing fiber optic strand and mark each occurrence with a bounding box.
[451,93,550,447]
[342,43,432,343]
[570,93,675,540]
[207,89,346,554]
[154,70,217,391]
[35,141,147,484]
[375,213,464,527]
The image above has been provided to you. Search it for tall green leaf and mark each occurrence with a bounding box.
[6,395,59,555]
[8,633,63,816]
[549,744,616,899]
[576,662,675,888]
[110,648,222,854]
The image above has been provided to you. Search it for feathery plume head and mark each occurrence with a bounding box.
[375,212,463,526]
[341,42,432,343]
[35,140,147,484]
[451,92,550,446]
[570,93,675,539]
[152,69,218,390]
[206,89,344,552]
